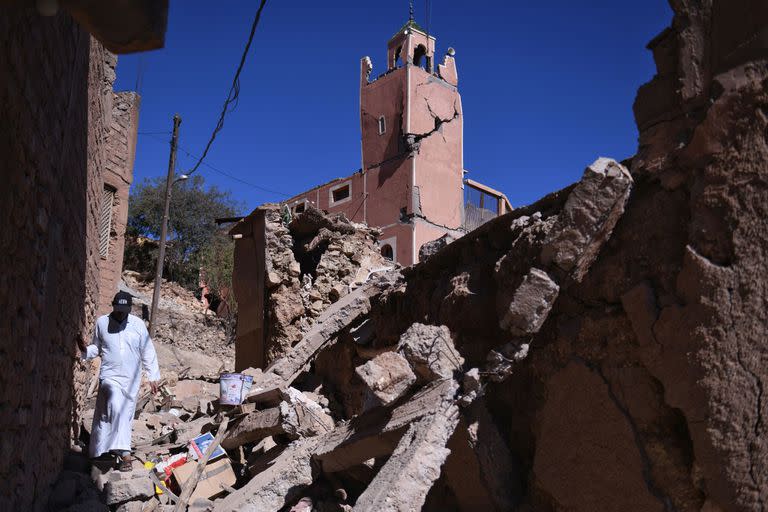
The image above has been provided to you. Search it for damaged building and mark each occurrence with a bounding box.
[280,18,511,267]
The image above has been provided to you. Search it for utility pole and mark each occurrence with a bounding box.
[149,114,182,337]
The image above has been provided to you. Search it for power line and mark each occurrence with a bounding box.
[177,144,291,198]
[138,131,290,197]
[186,0,268,177]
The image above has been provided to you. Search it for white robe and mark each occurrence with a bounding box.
[82,314,161,458]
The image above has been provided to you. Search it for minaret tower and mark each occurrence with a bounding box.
[358,12,463,265]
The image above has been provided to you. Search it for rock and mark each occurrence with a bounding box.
[459,367,483,406]
[498,267,559,336]
[189,498,215,511]
[540,157,632,281]
[289,497,314,512]
[280,387,335,438]
[418,233,456,262]
[355,351,416,407]
[486,342,529,383]
[213,439,319,511]
[352,380,460,511]
[266,271,282,288]
[397,323,464,381]
[103,473,154,505]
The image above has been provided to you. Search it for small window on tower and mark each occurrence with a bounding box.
[381,244,393,261]
[330,182,351,205]
[378,115,386,135]
[293,201,306,214]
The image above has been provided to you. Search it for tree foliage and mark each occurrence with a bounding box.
[126,174,242,290]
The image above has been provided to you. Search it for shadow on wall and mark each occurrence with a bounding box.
[0,10,101,511]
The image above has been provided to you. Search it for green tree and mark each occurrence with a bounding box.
[126,174,242,289]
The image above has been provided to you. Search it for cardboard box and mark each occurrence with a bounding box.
[171,458,237,501]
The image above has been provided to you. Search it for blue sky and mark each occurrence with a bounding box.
[115,1,672,213]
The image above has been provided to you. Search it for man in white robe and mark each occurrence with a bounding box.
[80,291,161,471]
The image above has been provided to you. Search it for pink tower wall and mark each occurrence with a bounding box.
[284,24,465,266]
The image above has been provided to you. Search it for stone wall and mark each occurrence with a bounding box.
[231,205,392,370]
[0,8,126,510]
[98,91,140,314]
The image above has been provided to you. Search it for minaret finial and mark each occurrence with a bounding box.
[409,0,414,21]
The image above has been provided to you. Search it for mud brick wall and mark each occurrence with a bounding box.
[0,8,115,510]
[98,91,140,314]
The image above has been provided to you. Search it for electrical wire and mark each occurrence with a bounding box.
[138,131,290,197]
[178,144,290,197]
[186,0,269,177]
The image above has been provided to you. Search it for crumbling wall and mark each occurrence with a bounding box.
[233,204,391,370]
[0,8,117,510]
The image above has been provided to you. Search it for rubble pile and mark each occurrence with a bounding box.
[258,205,392,365]
[47,156,629,512]
[122,270,234,369]
[51,2,768,509]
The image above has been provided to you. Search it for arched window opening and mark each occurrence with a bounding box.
[381,244,394,261]
[395,46,403,67]
[413,44,427,69]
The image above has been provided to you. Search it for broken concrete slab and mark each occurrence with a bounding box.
[352,380,460,512]
[498,267,559,336]
[355,351,416,409]
[540,157,633,281]
[397,323,464,381]
[213,440,319,512]
[221,407,283,450]
[313,379,457,473]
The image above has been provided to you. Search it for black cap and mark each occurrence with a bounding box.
[112,291,133,313]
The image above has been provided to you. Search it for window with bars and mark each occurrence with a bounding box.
[99,186,116,259]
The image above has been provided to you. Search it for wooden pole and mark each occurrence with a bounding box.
[173,417,230,511]
[149,113,181,337]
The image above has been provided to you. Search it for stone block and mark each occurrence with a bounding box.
[103,473,154,505]
[499,267,559,336]
[355,351,416,407]
[540,157,632,281]
[397,323,464,381]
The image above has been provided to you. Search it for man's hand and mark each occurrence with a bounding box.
[149,381,159,394]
